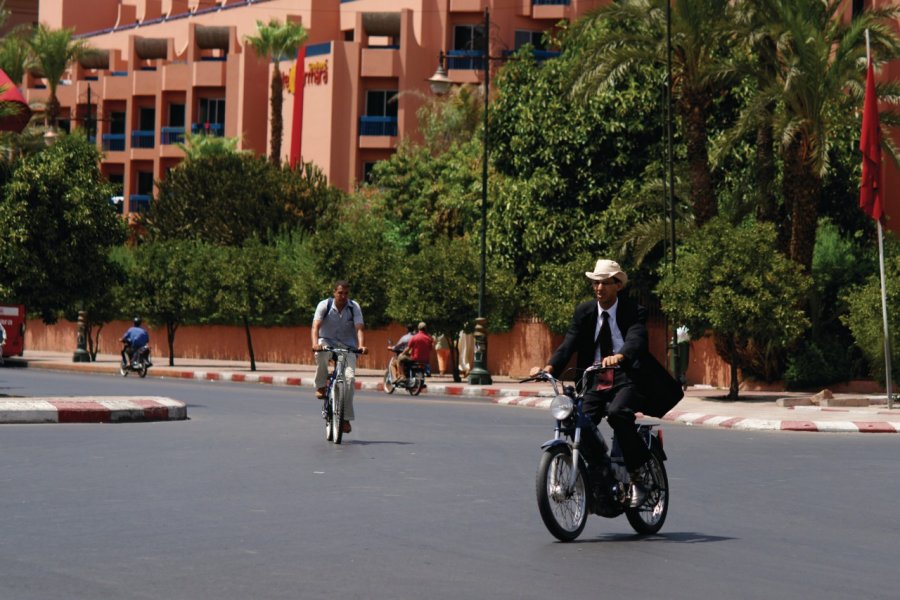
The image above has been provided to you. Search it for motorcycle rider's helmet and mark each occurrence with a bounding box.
[133,316,142,327]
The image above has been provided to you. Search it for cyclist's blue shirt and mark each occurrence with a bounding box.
[123,326,149,348]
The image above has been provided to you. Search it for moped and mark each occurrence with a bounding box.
[525,365,669,541]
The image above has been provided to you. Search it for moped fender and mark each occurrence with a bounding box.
[540,438,570,452]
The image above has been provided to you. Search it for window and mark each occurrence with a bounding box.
[110,111,126,134]
[198,98,226,126]
[137,171,154,195]
[363,162,377,183]
[852,0,865,18]
[515,30,546,51]
[454,24,485,53]
[365,90,398,118]
[138,107,155,131]
[168,103,185,127]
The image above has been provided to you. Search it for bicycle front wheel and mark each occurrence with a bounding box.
[331,381,345,444]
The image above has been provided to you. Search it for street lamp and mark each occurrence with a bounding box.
[428,7,494,385]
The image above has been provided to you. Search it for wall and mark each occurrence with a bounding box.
[26,315,693,380]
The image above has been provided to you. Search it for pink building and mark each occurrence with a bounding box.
[24,0,603,215]
[17,0,900,234]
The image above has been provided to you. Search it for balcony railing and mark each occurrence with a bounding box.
[359,116,398,137]
[446,49,484,70]
[161,126,185,145]
[131,130,155,148]
[533,0,570,5]
[191,122,224,137]
[102,133,126,152]
[129,195,151,213]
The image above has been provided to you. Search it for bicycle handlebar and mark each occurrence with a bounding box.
[319,346,364,355]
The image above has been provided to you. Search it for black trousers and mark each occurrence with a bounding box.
[583,377,651,474]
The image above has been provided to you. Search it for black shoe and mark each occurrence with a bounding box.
[629,481,648,508]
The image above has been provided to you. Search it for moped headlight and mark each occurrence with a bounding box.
[550,395,574,420]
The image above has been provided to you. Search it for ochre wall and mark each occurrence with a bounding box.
[25,316,701,380]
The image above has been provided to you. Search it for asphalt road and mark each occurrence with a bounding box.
[1,369,898,600]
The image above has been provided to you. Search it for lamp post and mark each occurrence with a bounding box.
[428,7,494,385]
[665,0,682,385]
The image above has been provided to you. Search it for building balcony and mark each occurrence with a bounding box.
[131,130,155,149]
[361,47,400,78]
[447,50,484,71]
[359,116,398,137]
[192,60,227,87]
[532,0,571,20]
[129,195,151,213]
[161,126,185,145]
[102,133,126,152]
[191,122,224,137]
[450,0,486,12]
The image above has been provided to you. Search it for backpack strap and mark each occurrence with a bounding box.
[325,297,356,322]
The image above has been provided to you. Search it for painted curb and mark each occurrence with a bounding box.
[0,397,187,424]
[491,397,900,434]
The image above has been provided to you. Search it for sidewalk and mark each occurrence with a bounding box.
[3,350,900,433]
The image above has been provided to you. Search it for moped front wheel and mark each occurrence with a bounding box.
[625,446,668,535]
[536,445,588,542]
[383,367,396,394]
[119,361,128,377]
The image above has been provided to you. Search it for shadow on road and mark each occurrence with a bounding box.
[574,531,735,544]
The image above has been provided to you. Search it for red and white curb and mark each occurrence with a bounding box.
[0,397,187,424]
[490,397,900,434]
[662,410,900,433]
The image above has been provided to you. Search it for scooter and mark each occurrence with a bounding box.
[383,343,427,396]
[524,365,669,541]
[120,343,151,378]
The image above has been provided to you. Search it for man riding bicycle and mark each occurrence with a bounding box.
[311,281,368,434]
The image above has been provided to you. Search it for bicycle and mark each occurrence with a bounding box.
[319,346,363,444]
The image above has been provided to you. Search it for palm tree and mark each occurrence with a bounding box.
[244,19,307,166]
[26,24,93,128]
[576,0,739,227]
[734,0,900,271]
[0,32,30,86]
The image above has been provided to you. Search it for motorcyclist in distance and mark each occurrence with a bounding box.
[121,317,151,367]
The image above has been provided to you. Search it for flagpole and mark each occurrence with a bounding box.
[877,219,893,409]
[866,29,893,409]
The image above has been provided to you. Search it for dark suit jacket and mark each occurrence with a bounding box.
[547,297,683,418]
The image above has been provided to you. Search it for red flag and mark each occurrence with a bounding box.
[860,59,883,221]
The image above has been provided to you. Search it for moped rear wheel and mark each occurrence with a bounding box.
[536,445,588,542]
[331,382,345,445]
[625,446,668,535]
[407,369,423,396]
[138,361,148,378]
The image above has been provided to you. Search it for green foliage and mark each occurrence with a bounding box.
[386,236,518,340]
[370,135,481,256]
[841,235,900,386]
[26,25,94,124]
[0,30,30,86]
[176,132,244,160]
[525,252,596,334]
[0,133,126,322]
[489,31,666,288]
[309,195,397,328]
[657,217,811,396]
[211,239,302,326]
[145,154,340,245]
